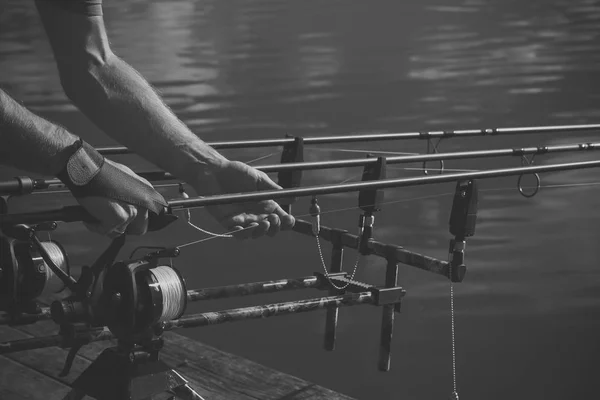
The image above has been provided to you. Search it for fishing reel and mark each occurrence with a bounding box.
[94,248,187,340]
[50,242,187,343]
[0,222,70,322]
[0,211,188,343]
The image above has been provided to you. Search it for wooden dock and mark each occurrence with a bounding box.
[0,319,356,400]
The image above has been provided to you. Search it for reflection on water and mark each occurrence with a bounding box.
[2,0,600,399]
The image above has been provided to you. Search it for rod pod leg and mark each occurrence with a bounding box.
[324,229,345,350]
[168,370,207,400]
[63,344,207,400]
[378,256,399,371]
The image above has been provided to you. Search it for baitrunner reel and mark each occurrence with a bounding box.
[0,222,70,323]
[101,252,188,339]
[0,220,200,400]
[50,243,188,342]
[0,217,187,343]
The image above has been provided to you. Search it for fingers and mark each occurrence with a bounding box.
[272,204,295,230]
[78,197,148,238]
[224,205,293,240]
[126,208,149,235]
[228,218,269,240]
[266,213,281,237]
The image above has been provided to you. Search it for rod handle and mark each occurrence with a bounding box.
[0,205,177,232]
[63,205,178,231]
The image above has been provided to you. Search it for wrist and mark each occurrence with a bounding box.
[49,131,81,176]
[55,138,105,188]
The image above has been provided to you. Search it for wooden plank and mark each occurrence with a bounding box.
[4,323,254,400]
[160,332,311,400]
[0,356,70,400]
[14,320,350,400]
[2,299,357,400]
[0,324,97,400]
[278,384,356,400]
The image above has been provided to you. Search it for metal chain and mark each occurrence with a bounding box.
[449,261,459,400]
[314,234,362,290]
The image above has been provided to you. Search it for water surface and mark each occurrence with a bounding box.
[2,1,600,399]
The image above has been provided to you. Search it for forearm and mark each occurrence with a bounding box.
[62,54,228,194]
[0,88,77,175]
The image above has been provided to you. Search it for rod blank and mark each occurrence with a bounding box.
[2,160,599,227]
[2,141,599,196]
[167,159,600,209]
[94,124,600,155]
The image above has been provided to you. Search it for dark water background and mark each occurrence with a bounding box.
[2,0,600,399]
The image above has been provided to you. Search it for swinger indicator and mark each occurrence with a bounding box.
[449,179,478,239]
[447,179,478,282]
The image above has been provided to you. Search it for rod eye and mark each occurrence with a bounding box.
[517,172,541,198]
[423,138,445,175]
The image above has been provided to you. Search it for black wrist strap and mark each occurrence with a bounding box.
[56,138,167,215]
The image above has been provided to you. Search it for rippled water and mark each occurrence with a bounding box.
[2,1,600,399]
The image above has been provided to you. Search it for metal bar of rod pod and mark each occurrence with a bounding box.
[293,219,450,279]
[186,274,330,301]
[0,276,332,324]
[162,292,375,330]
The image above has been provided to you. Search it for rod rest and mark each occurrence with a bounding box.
[293,218,455,280]
[314,272,405,307]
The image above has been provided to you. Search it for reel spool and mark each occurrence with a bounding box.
[100,259,187,339]
[0,237,70,314]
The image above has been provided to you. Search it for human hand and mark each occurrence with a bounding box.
[196,160,295,239]
[76,160,154,238]
[56,138,168,238]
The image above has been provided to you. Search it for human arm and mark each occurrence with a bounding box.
[35,0,294,238]
[0,88,76,176]
[0,87,160,236]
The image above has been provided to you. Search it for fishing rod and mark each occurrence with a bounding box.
[0,146,578,397]
[1,159,598,227]
[0,171,177,196]
[2,141,599,197]
[94,123,600,155]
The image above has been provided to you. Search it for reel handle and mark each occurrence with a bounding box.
[0,205,178,232]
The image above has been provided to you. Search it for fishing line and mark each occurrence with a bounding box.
[177,184,234,239]
[312,180,600,217]
[387,166,479,173]
[244,151,280,164]
[176,225,256,248]
[173,151,280,239]
[24,176,600,252]
[149,265,186,322]
[307,147,420,156]
[173,179,600,249]
[420,136,446,175]
[36,241,70,295]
